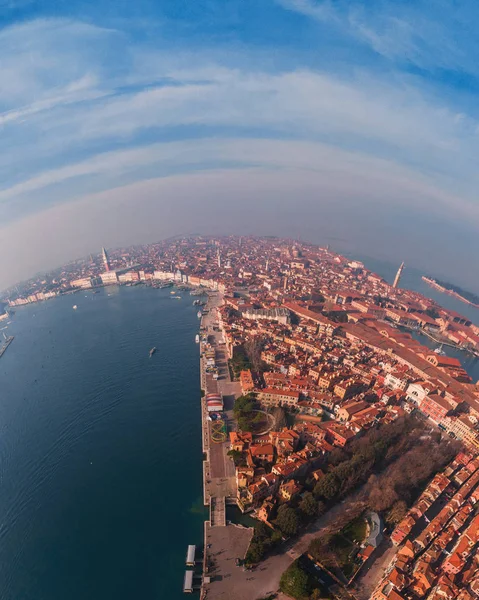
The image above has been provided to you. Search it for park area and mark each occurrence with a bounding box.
[233,394,275,434]
[308,515,369,581]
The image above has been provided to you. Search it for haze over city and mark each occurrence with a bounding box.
[1,0,479,290]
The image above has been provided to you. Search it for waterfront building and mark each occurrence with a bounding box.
[100,271,118,285]
[71,277,94,289]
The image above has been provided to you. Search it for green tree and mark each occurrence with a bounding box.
[309,534,338,569]
[238,415,253,432]
[227,449,245,466]
[313,473,340,500]
[245,540,265,564]
[275,505,299,537]
[279,560,311,600]
[299,492,319,519]
[233,394,256,416]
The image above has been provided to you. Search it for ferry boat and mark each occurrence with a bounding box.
[149,347,157,357]
[195,334,200,344]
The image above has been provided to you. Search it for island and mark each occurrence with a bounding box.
[423,275,479,308]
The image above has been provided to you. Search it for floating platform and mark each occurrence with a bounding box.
[183,570,193,593]
[186,545,196,567]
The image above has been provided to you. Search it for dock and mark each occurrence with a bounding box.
[183,570,194,593]
[0,335,14,358]
[186,544,196,567]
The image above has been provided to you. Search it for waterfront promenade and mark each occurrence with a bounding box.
[200,293,239,504]
[199,294,256,600]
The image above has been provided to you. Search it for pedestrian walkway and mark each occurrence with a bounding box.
[210,496,226,527]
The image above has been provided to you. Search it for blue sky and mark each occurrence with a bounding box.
[1,0,479,290]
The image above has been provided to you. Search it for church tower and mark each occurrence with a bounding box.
[102,247,111,272]
[393,262,404,289]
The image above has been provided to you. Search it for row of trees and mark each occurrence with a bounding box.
[229,337,270,379]
[312,416,458,512]
[229,346,251,378]
[279,560,327,600]
[246,495,326,564]
[364,432,458,514]
[245,522,282,564]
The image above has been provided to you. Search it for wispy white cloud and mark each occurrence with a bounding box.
[277,0,479,74]
[275,0,335,22]
[1,12,479,287]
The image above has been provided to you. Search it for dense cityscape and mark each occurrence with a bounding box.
[2,235,479,599]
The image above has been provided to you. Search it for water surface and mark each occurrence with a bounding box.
[0,286,205,600]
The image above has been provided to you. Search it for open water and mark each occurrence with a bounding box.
[0,286,205,600]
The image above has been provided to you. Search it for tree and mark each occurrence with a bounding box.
[234,394,256,416]
[313,473,340,500]
[386,500,408,525]
[245,540,265,564]
[299,492,319,519]
[238,415,253,432]
[275,505,299,537]
[279,561,311,600]
[227,449,245,467]
[309,534,338,569]
[317,501,326,517]
[244,337,267,372]
[234,393,258,431]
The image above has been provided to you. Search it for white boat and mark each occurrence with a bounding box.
[73,305,78,310]
[195,334,200,344]
[197,311,202,319]
[434,344,446,355]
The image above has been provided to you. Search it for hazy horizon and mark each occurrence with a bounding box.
[2,1,479,291]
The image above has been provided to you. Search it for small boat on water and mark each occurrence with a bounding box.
[195,334,200,344]
[73,305,78,310]
[149,347,157,357]
[434,344,446,355]
[170,290,176,294]
[197,311,202,319]
[171,295,181,299]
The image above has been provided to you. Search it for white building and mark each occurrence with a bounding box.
[71,277,93,289]
[405,381,436,407]
[100,271,118,285]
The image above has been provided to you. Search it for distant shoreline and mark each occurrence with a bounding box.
[422,276,479,309]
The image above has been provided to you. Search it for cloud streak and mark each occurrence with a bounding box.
[1,5,479,288]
